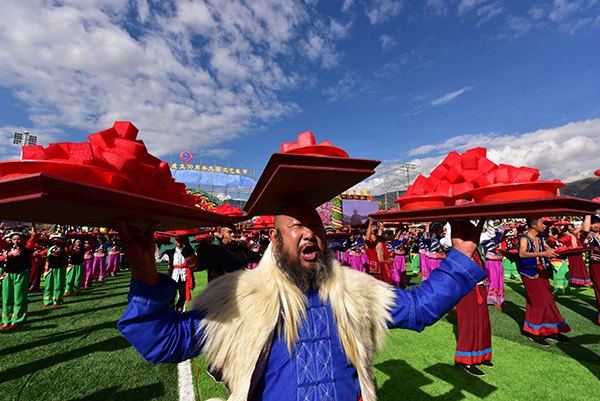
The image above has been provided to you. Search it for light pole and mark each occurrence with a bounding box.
[13,130,37,159]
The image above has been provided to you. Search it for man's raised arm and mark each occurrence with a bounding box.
[115,221,204,364]
[388,219,487,332]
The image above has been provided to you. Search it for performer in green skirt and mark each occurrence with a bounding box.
[1,228,37,330]
[410,252,420,274]
[502,254,521,281]
[551,258,571,295]
[64,238,85,296]
[42,235,69,307]
[501,229,521,282]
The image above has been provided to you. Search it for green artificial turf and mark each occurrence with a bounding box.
[375,278,600,400]
[190,265,600,401]
[0,263,178,401]
[3,262,599,401]
[188,268,229,400]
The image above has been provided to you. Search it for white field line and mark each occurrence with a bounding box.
[178,360,195,401]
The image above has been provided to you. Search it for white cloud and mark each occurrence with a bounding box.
[0,1,346,158]
[427,0,449,17]
[457,0,489,17]
[379,34,397,51]
[342,0,355,13]
[504,15,541,38]
[549,0,584,22]
[365,0,405,25]
[301,31,343,68]
[475,2,504,25]
[329,18,352,39]
[135,0,150,23]
[357,119,600,196]
[407,119,600,184]
[323,71,359,102]
[430,86,472,106]
[529,5,547,20]
[559,17,594,33]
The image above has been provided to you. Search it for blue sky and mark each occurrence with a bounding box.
[1,0,599,195]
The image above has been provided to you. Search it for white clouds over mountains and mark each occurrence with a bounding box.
[411,118,600,184]
[355,119,600,196]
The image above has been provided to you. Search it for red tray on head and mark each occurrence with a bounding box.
[244,153,380,217]
[252,225,274,230]
[37,238,67,246]
[156,228,213,238]
[555,246,590,258]
[279,145,349,158]
[154,234,173,246]
[396,194,455,210]
[64,232,95,239]
[326,232,352,239]
[0,173,230,231]
[369,196,600,223]
[228,215,252,224]
[469,181,565,203]
[0,160,131,191]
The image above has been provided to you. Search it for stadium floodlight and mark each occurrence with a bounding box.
[13,132,23,144]
[13,131,37,146]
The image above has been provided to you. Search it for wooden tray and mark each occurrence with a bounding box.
[0,173,230,230]
[369,196,600,223]
[326,232,352,239]
[156,228,212,238]
[555,246,592,258]
[244,153,379,217]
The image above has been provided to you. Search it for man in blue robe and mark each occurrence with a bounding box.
[117,201,486,401]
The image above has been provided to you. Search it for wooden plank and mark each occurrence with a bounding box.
[244,154,379,216]
[0,173,230,230]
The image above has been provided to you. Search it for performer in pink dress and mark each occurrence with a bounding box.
[106,238,121,276]
[93,235,109,282]
[82,238,95,289]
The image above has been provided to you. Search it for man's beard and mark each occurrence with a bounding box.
[273,231,334,292]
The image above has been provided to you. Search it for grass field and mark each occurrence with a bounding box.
[2,263,599,401]
[1,264,179,401]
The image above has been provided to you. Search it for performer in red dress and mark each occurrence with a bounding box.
[455,250,492,377]
[28,244,45,291]
[364,217,393,285]
[580,215,600,324]
[560,222,591,287]
[518,218,570,346]
[454,221,494,377]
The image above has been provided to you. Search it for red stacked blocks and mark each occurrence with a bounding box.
[401,147,545,201]
[21,122,196,207]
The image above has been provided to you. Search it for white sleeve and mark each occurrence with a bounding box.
[440,223,453,251]
[155,248,169,263]
[480,220,497,242]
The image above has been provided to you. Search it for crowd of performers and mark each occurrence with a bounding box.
[0,225,123,330]
[326,215,600,377]
[3,214,600,378]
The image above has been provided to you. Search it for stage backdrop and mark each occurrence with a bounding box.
[342,199,379,226]
[171,169,256,188]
